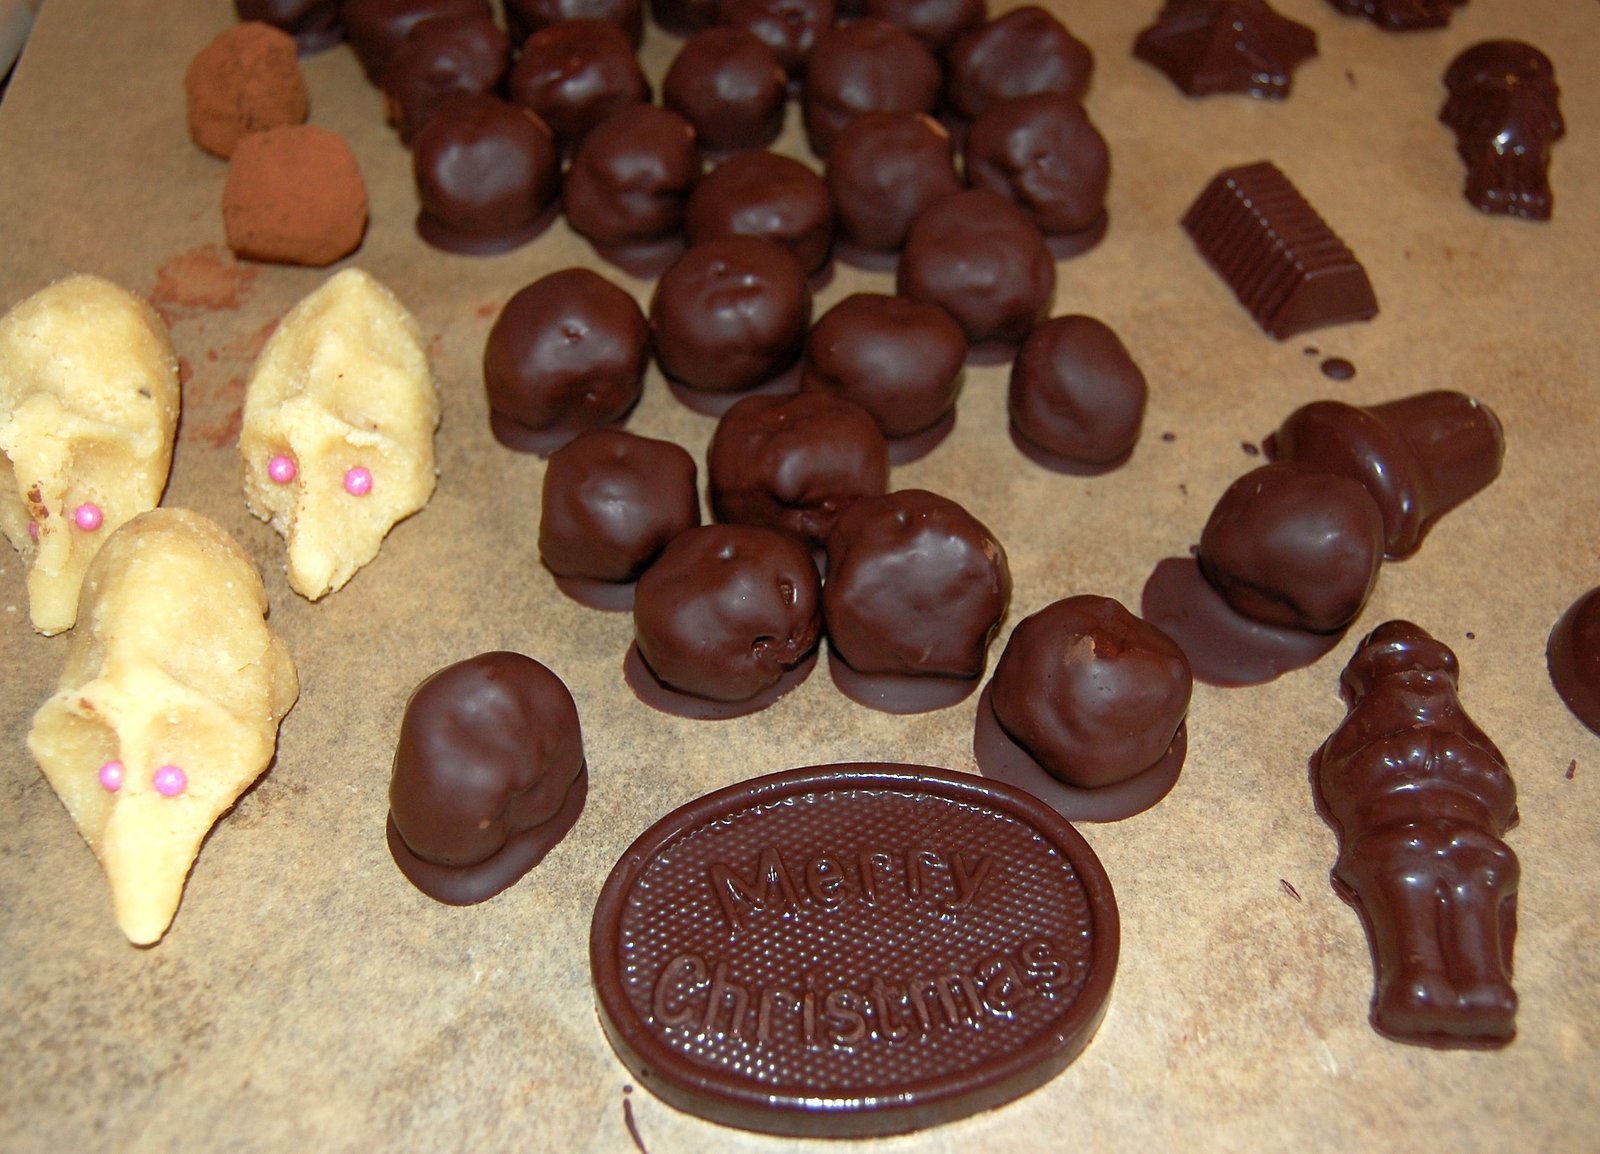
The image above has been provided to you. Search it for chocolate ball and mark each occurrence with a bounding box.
[663,27,788,153]
[539,428,701,584]
[236,0,344,52]
[508,19,650,148]
[1199,463,1386,634]
[633,524,822,702]
[803,292,965,439]
[1008,314,1145,470]
[563,104,701,249]
[412,95,559,254]
[484,268,649,452]
[1548,586,1600,737]
[801,18,941,156]
[944,6,1093,120]
[708,392,889,549]
[897,188,1055,347]
[719,0,837,76]
[964,92,1110,237]
[865,0,986,52]
[504,0,644,48]
[342,0,492,83]
[684,151,834,275]
[387,651,586,905]
[989,595,1191,790]
[382,14,511,143]
[650,236,812,394]
[825,111,960,253]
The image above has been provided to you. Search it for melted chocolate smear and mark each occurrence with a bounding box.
[1140,557,1344,686]
[1241,441,1261,456]
[550,572,637,612]
[1281,878,1303,902]
[1008,421,1134,476]
[885,407,957,466]
[622,1086,650,1154]
[826,647,981,714]
[1567,760,1577,780]
[1320,356,1357,381]
[665,360,803,417]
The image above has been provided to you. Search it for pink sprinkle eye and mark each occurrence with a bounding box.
[74,503,104,531]
[153,765,188,798]
[27,520,38,542]
[344,466,373,496]
[267,455,298,484]
[98,760,125,791]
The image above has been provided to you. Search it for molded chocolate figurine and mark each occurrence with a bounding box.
[1313,621,1518,1047]
[1134,0,1317,100]
[1440,40,1564,221]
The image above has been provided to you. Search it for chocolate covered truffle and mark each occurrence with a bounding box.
[865,0,986,52]
[342,0,492,83]
[1134,0,1318,99]
[719,0,837,76]
[484,268,649,453]
[649,235,812,402]
[539,428,701,609]
[977,594,1191,821]
[823,488,1011,711]
[1441,40,1564,221]
[897,188,1055,350]
[236,0,344,53]
[508,18,650,148]
[1548,586,1600,737]
[563,103,701,255]
[684,151,835,276]
[629,523,823,713]
[412,95,560,254]
[963,92,1110,245]
[387,651,588,905]
[505,0,644,48]
[1008,314,1146,473]
[801,18,941,156]
[663,27,789,154]
[708,392,889,549]
[943,6,1093,121]
[825,111,961,257]
[381,13,511,143]
[185,22,310,159]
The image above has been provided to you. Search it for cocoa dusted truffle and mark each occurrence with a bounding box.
[412,95,560,254]
[963,92,1110,251]
[897,188,1055,352]
[976,595,1192,821]
[1548,586,1600,737]
[563,103,701,262]
[707,392,889,550]
[663,27,788,154]
[341,0,492,83]
[649,236,812,407]
[387,651,587,905]
[801,18,941,156]
[1441,40,1564,221]
[825,111,961,259]
[505,0,645,48]
[236,0,345,53]
[865,0,986,52]
[823,488,1011,712]
[484,268,649,453]
[1133,0,1318,100]
[720,0,837,77]
[803,292,965,460]
[943,6,1093,121]
[222,125,368,266]
[381,13,511,143]
[508,19,650,149]
[684,151,834,276]
[185,22,310,159]
[539,428,701,610]
[1008,314,1145,473]
[628,523,823,717]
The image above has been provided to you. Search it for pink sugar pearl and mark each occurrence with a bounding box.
[74,503,104,531]
[344,466,373,496]
[267,454,298,484]
[153,765,188,798]
[98,760,125,791]
[27,519,38,542]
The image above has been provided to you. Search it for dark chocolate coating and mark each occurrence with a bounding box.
[505,0,644,48]
[1264,391,1505,559]
[707,392,889,548]
[964,92,1109,237]
[633,523,822,702]
[897,188,1055,346]
[412,95,559,253]
[1314,620,1519,1047]
[663,27,788,153]
[824,488,1011,679]
[1440,40,1563,221]
[539,428,701,582]
[563,104,701,248]
[1133,0,1317,100]
[388,651,587,905]
[237,0,344,52]
[508,19,650,148]
[1198,462,1385,634]
[649,0,719,34]
[342,0,492,83]
[649,235,812,393]
[990,595,1191,790]
[684,151,835,275]
[719,0,837,76]
[1326,0,1466,31]
[484,268,649,447]
[1008,314,1145,469]
[864,0,986,52]
[1547,586,1600,737]
[382,14,511,143]
[943,6,1093,121]
[825,111,961,253]
[801,19,941,157]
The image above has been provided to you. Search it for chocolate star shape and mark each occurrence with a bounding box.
[1135,0,1318,99]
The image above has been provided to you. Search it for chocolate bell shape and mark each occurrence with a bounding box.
[1265,390,1504,559]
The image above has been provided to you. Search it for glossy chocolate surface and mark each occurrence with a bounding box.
[381,14,511,143]
[719,0,837,76]
[388,652,587,905]
[684,151,835,275]
[504,0,644,48]
[1440,40,1563,221]
[649,235,812,394]
[1264,391,1505,559]
[342,0,491,83]
[826,111,961,255]
[943,6,1093,121]
[590,762,1118,1136]
[963,92,1109,239]
[1008,315,1145,473]
[648,0,718,34]
[865,0,986,52]
[631,523,822,703]
[662,27,788,153]
[1314,620,1518,1047]
[484,267,649,452]
[1547,586,1600,736]
[508,19,650,147]
[708,392,889,549]
[563,103,701,249]
[801,19,941,157]
[412,95,559,254]
[897,188,1055,347]
[237,0,344,52]
[1134,0,1317,100]
[1327,0,1466,31]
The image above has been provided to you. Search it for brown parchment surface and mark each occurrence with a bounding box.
[2,2,1597,1151]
